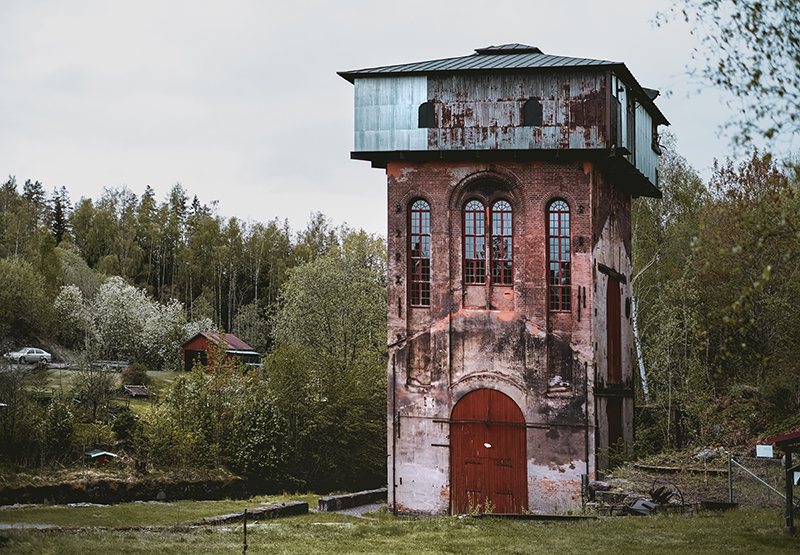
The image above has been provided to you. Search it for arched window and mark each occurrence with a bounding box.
[523,99,542,126]
[491,200,513,285]
[548,200,571,311]
[409,199,431,307]
[418,102,435,128]
[464,200,486,284]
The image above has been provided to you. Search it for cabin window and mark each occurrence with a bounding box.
[418,102,435,128]
[409,199,431,306]
[491,200,513,285]
[523,99,542,126]
[548,199,571,311]
[464,200,486,284]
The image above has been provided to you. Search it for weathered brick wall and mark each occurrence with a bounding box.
[386,159,625,514]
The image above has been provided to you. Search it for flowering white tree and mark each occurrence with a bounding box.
[55,276,217,370]
[183,317,215,340]
[54,284,94,348]
[91,277,151,362]
[141,299,189,371]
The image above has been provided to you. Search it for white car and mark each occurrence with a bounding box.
[4,347,51,364]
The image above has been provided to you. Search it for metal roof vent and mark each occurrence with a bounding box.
[475,44,543,55]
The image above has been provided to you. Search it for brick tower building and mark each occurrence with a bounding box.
[339,44,667,515]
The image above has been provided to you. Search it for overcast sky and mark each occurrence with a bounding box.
[0,0,752,236]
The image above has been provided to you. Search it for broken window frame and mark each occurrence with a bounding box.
[548,199,571,311]
[491,200,513,285]
[463,199,486,284]
[409,199,432,307]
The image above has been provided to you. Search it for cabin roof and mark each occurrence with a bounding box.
[182,332,255,352]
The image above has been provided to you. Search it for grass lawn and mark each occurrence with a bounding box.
[31,367,180,419]
[1,501,798,554]
[0,494,319,527]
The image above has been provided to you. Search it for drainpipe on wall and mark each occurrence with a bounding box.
[584,360,590,494]
[391,352,397,517]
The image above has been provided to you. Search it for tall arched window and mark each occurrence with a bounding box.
[464,200,486,284]
[548,200,571,311]
[491,200,513,285]
[409,199,431,307]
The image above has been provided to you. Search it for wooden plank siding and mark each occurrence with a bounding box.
[450,389,527,514]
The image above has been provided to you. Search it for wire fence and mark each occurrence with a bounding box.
[730,456,791,510]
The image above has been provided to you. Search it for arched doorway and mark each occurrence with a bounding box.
[450,389,527,514]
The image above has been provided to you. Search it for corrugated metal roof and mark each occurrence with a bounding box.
[86,449,118,458]
[338,44,620,83]
[226,349,261,357]
[123,384,152,397]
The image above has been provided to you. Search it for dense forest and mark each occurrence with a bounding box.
[0,178,387,490]
[0,178,351,353]
[1,135,799,487]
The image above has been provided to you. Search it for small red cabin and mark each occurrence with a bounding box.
[181,332,261,372]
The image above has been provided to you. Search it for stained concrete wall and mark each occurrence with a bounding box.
[386,160,624,515]
[591,175,636,469]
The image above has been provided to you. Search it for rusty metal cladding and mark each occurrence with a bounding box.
[343,45,668,191]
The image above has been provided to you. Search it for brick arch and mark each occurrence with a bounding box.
[534,161,589,218]
[447,169,525,215]
[449,373,528,408]
[448,171,526,294]
[450,388,528,514]
[541,193,579,220]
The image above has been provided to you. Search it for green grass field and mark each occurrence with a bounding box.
[32,367,179,419]
[0,499,797,555]
[38,368,179,395]
[0,494,318,527]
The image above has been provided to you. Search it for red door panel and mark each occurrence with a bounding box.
[607,396,623,447]
[451,389,527,514]
[607,280,621,383]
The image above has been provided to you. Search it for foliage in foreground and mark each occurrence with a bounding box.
[632,139,800,455]
[661,0,800,147]
[1,211,387,493]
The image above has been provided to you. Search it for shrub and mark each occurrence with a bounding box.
[111,408,139,443]
[123,362,149,385]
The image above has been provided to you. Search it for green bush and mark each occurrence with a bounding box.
[111,408,139,443]
[122,362,149,385]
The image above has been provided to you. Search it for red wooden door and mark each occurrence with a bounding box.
[607,279,621,383]
[604,395,624,468]
[606,396,623,449]
[450,389,527,514]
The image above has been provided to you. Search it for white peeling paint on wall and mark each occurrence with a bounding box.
[527,461,585,514]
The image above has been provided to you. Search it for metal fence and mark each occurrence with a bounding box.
[729,456,790,510]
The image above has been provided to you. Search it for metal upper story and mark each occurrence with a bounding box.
[339,44,670,198]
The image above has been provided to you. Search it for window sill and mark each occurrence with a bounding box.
[547,387,574,398]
